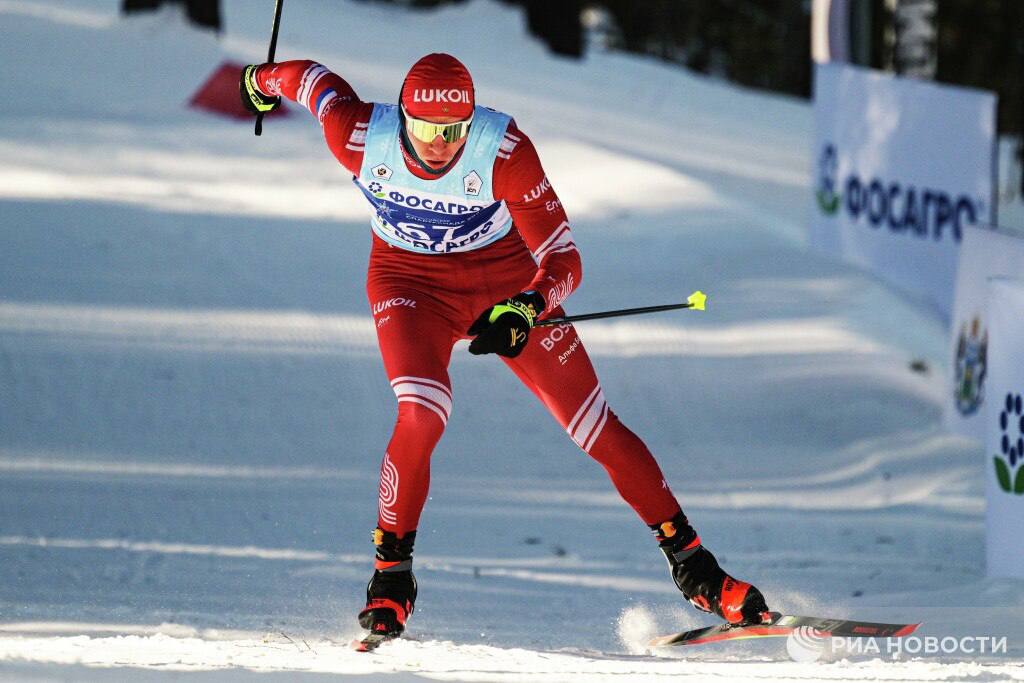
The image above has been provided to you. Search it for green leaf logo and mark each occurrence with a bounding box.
[994,456,1012,492]
[816,189,840,215]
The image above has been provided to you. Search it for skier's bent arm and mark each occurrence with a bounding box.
[248,60,371,175]
[494,126,582,314]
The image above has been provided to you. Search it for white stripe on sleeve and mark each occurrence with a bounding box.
[298,64,329,110]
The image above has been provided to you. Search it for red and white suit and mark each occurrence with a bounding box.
[253,61,682,537]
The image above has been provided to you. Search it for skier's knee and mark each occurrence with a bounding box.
[394,400,448,445]
[391,377,452,434]
[569,401,619,456]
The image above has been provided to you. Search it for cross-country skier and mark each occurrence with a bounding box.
[240,53,772,640]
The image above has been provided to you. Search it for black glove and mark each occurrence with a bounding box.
[239,64,281,115]
[467,291,545,358]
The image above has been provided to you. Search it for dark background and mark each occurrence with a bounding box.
[125,0,1022,136]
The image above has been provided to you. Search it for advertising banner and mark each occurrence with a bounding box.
[811,63,996,317]
[945,225,1024,440]
[984,277,1024,578]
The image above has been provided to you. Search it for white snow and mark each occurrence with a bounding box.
[0,0,1021,680]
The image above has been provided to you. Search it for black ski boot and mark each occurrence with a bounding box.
[357,528,417,638]
[651,512,772,626]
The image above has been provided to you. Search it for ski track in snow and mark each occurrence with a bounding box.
[1,0,1022,680]
[1,628,1023,682]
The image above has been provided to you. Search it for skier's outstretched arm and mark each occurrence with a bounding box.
[244,60,374,174]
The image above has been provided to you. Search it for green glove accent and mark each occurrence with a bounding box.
[240,64,281,115]
[487,297,538,327]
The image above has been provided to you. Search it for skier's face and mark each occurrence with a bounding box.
[405,114,469,169]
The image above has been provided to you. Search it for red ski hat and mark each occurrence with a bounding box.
[400,53,475,119]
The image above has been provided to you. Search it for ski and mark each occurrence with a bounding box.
[649,612,921,648]
[351,632,394,652]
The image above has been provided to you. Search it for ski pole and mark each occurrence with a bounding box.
[254,0,284,137]
[534,290,707,327]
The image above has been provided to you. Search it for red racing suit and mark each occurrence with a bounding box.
[252,61,681,537]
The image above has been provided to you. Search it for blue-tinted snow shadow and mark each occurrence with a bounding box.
[0,198,370,313]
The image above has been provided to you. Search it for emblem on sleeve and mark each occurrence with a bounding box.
[372,164,394,180]
[463,170,482,196]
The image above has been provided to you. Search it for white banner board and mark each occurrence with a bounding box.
[984,277,1024,578]
[945,225,1024,440]
[811,63,996,317]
